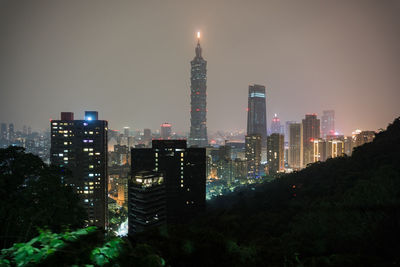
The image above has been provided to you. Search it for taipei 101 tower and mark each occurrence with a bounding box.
[188,32,208,147]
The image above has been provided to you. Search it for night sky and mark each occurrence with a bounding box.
[0,0,399,135]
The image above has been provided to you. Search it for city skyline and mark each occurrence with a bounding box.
[1,0,399,135]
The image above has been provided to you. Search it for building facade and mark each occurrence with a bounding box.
[50,111,108,229]
[270,114,281,135]
[288,123,303,169]
[131,140,206,225]
[247,84,267,140]
[128,171,166,235]
[302,114,320,167]
[188,32,208,147]
[245,134,262,178]
[321,110,335,139]
[160,123,172,140]
[267,133,285,174]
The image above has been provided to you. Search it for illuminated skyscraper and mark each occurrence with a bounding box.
[128,171,166,235]
[8,123,14,141]
[354,131,375,147]
[131,140,206,224]
[50,111,108,229]
[160,123,172,139]
[313,139,326,162]
[321,110,335,138]
[302,114,320,167]
[267,133,284,174]
[288,123,303,169]
[245,134,262,178]
[247,84,267,140]
[270,114,281,134]
[189,32,208,147]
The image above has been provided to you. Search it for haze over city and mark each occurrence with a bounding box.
[1,0,399,134]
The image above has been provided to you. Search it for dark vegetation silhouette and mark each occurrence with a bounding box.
[129,117,400,267]
[1,117,400,266]
[0,146,86,249]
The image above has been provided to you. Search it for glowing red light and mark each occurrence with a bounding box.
[196,92,200,95]
[196,109,200,111]
[246,108,249,112]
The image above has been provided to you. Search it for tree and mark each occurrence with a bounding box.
[0,146,86,249]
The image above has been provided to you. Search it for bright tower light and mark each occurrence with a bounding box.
[197,31,201,39]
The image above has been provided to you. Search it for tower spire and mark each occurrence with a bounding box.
[195,31,202,58]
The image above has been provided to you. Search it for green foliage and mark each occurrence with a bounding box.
[0,227,97,266]
[90,239,125,266]
[0,146,86,249]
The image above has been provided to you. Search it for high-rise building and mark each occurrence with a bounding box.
[143,128,152,147]
[8,123,14,141]
[344,136,353,156]
[1,123,7,140]
[326,139,344,159]
[188,32,208,147]
[245,134,262,178]
[285,121,296,143]
[302,114,320,167]
[50,111,108,229]
[267,133,284,174]
[128,170,166,235]
[160,123,172,140]
[123,127,130,137]
[313,139,326,162]
[247,84,267,140]
[131,140,206,224]
[321,110,335,139]
[270,114,281,134]
[288,123,303,169]
[354,131,375,148]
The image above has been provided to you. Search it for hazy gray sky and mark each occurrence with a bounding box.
[0,0,399,135]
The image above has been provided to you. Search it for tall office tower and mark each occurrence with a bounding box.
[131,140,206,224]
[344,136,353,156]
[128,170,166,235]
[1,123,6,139]
[270,114,281,134]
[326,139,344,159]
[245,134,262,178]
[321,110,335,139]
[247,84,267,140]
[188,32,208,147]
[285,121,296,143]
[313,139,326,162]
[302,114,320,167]
[143,129,151,139]
[267,133,284,174]
[288,123,303,169]
[50,111,108,229]
[354,131,375,148]
[124,127,130,137]
[8,123,14,141]
[160,123,172,140]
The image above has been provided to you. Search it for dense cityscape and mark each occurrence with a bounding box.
[0,31,380,237]
[1,1,399,266]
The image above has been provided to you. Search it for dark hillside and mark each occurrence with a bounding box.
[132,117,400,267]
